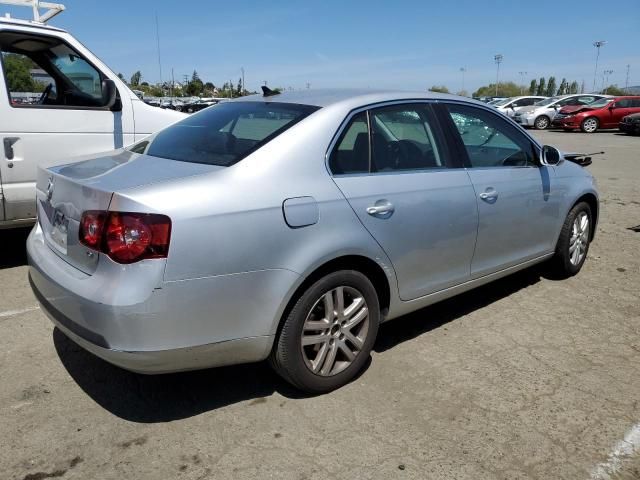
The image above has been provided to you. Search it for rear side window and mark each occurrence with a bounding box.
[329,112,370,175]
[144,102,319,166]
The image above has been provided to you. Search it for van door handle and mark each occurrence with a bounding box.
[366,201,394,216]
[4,137,19,160]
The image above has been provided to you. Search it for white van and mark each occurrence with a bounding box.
[0,5,185,228]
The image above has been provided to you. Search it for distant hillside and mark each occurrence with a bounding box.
[626,85,640,94]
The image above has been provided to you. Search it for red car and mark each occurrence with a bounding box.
[554,96,640,133]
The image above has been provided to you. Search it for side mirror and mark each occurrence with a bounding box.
[101,79,120,111]
[541,145,562,166]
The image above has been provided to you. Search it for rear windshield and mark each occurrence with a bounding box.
[141,101,319,166]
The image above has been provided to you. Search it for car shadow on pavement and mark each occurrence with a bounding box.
[0,227,31,269]
[53,267,542,423]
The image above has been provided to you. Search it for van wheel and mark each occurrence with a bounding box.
[581,117,599,133]
[548,202,592,278]
[270,270,379,393]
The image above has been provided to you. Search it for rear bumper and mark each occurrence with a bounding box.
[27,223,298,373]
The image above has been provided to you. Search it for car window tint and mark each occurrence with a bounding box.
[615,99,632,108]
[145,101,319,167]
[632,99,640,108]
[370,105,444,172]
[329,112,369,175]
[447,104,536,168]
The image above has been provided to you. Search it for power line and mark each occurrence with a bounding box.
[494,54,503,96]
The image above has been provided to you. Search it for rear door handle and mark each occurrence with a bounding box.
[366,201,394,216]
[4,137,19,160]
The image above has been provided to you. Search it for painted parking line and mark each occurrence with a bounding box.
[0,306,40,318]
[590,423,640,479]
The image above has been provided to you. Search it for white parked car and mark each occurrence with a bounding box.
[492,96,547,118]
[513,94,609,130]
[0,5,185,228]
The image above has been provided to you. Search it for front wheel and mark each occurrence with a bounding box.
[270,270,379,393]
[548,202,592,278]
[534,115,550,130]
[581,117,599,133]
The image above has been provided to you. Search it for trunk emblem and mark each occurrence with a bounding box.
[46,176,54,202]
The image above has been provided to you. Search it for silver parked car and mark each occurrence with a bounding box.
[492,96,547,118]
[28,89,599,393]
[514,94,609,129]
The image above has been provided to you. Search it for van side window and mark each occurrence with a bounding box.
[0,32,110,109]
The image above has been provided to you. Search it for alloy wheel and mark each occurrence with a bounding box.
[535,116,550,129]
[582,118,598,133]
[569,212,589,266]
[300,286,370,377]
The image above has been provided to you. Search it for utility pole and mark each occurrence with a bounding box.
[155,12,162,89]
[459,67,466,94]
[518,71,528,94]
[494,54,503,96]
[592,40,606,93]
[625,64,631,93]
[263,80,268,87]
[602,69,613,93]
[306,82,311,89]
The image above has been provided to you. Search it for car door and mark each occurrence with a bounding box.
[329,103,478,301]
[607,99,634,127]
[0,29,134,222]
[442,102,562,278]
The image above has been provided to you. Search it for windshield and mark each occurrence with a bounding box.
[534,96,561,106]
[493,98,513,107]
[586,98,612,108]
[140,101,319,166]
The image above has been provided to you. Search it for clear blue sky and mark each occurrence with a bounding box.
[5,0,639,93]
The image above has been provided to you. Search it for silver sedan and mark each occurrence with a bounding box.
[28,89,599,392]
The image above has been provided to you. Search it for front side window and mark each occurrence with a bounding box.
[0,32,107,108]
[447,104,536,168]
[614,99,632,108]
[370,105,444,171]
[144,101,319,167]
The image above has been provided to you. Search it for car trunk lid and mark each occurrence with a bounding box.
[36,149,221,274]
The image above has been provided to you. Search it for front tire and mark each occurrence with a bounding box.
[581,117,599,133]
[549,202,592,278]
[534,115,550,129]
[270,270,380,393]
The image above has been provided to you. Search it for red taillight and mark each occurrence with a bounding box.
[79,211,171,264]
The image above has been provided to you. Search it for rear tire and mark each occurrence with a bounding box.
[534,115,550,129]
[270,270,379,393]
[581,117,599,133]
[548,202,592,278]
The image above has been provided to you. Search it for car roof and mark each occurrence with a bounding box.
[0,17,66,32]
[232,88,485,109]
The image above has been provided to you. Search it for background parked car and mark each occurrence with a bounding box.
[492,96,547,118]
[514,94,609,129]
[553,96,640,133]
[619,112,640,135]
[182,98,219,113]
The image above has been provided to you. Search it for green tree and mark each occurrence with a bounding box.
[529,79,538,95]
[117,72,125,82]
[473,82,521,98]
[603,84,626,95]
[130,71,142,86]
[186,70,204,96]
[557,78,568,95]
[236,77,243,96]
[2,53,38,92]
[536,77,546,96]
[429,85,450,93]
[569,81,579,94]
[545,76,557,97]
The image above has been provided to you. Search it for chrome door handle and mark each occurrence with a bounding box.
[366,202,394,216]
[4,137,19,160]
[479,189,498,201]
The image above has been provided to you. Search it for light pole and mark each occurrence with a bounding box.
[518,71,528,94]
[592,40,606,92]
[625,64,631,93]
[494,54,503,96]
[602,69,613,93]
[459,67,466,94]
